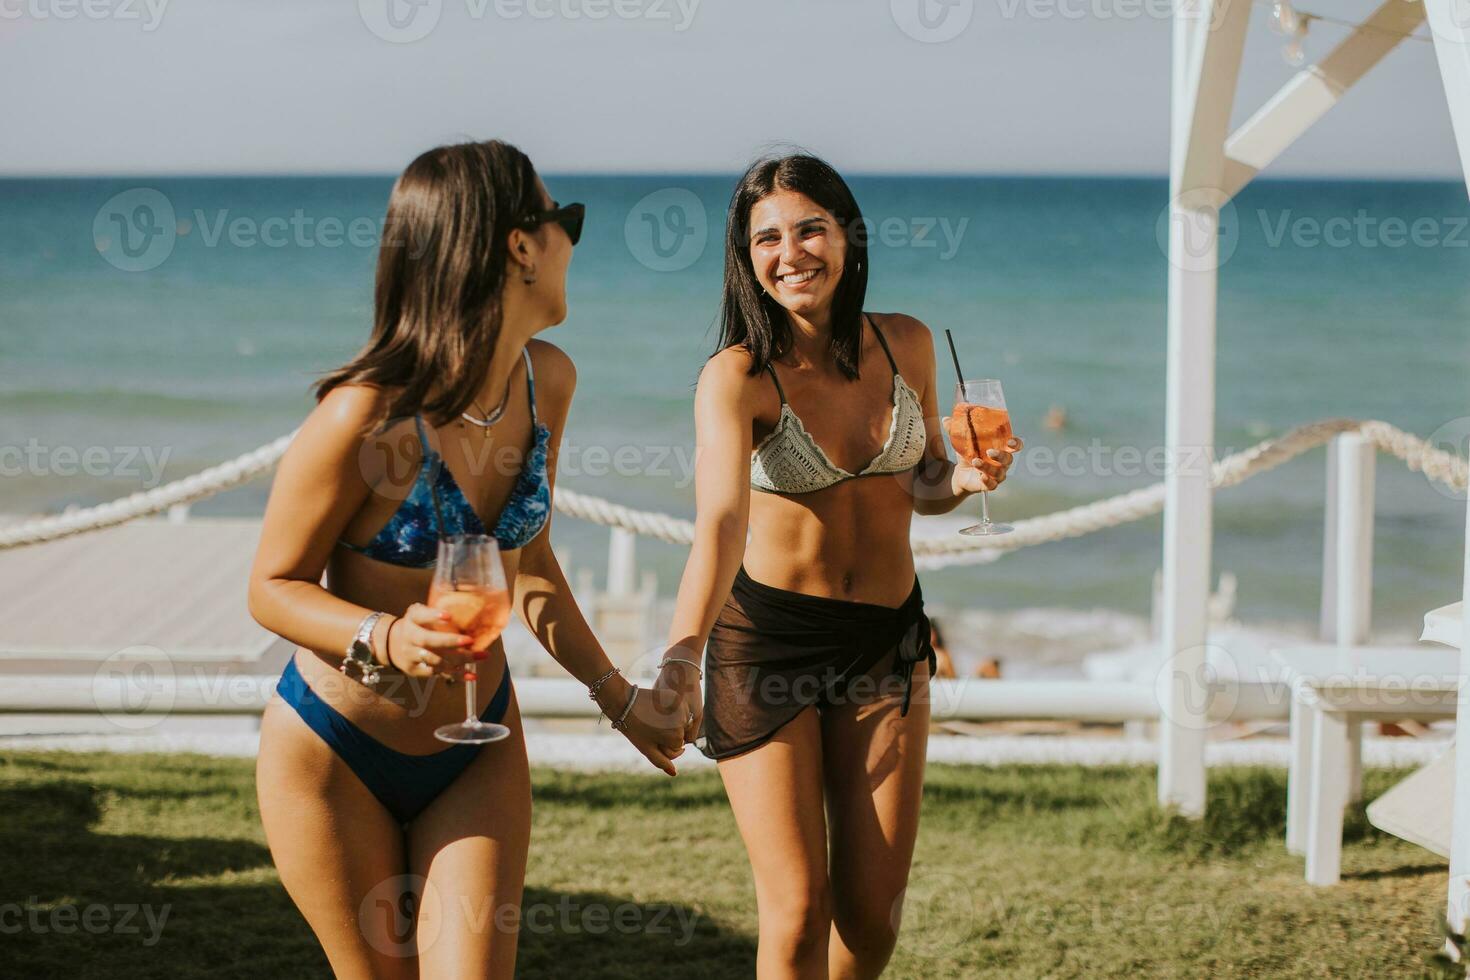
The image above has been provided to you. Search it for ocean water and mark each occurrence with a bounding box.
[2,175,1468,641]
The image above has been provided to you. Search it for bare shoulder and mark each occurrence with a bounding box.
[306,383,387,446]
[527,338,576,398]
[871,311,934,356]
[870,312,936,385]
[277,382,388,476]
[698,346,764,411]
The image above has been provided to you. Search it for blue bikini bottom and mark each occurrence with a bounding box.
[276,656,513,824]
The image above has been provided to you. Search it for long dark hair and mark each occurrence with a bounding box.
[717,154,870,380]
[316,140,542,428]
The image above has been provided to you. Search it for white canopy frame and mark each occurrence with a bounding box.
[1426,0,1470,948]
[1159,0,1470,949]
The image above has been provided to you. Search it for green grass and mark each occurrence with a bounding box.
[0,751,1459,978]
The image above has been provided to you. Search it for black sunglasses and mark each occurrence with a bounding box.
[517,201,584,246]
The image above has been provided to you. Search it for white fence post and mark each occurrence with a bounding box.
[607,527,636,598]
[1335,432,1376,803]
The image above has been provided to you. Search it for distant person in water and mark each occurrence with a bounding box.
[654,153,1022,978]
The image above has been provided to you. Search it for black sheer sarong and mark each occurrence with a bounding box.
[696,566,936,761]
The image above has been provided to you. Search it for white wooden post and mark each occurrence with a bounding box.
[1294,427,1378,854]
[1337,433,1375,801]
[1332,433,1376,650]
[607,527,636,598]
[1158,0,1251,818]
[1305,705,1350,885]
[1319,437,1339,641]
[1285,688,1313,855]
[1425,0,1470,955]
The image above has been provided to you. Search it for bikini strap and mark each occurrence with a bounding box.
[521,347,538,425]
[412,413,435,456]
[763,362,788,405]
[413,414,447,539]
[866,313,900,376]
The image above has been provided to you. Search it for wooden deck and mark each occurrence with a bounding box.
[0,518,288,671]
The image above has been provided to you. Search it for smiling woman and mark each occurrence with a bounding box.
[718,156,871,380]
[653,153,1023,978]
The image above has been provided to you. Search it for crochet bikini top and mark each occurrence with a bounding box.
[750,315,927,495]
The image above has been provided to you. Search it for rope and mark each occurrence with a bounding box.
[1,419,1464,559]
[0,431,298,549]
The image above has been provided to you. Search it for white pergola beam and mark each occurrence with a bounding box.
[1158,0,1252,819]
[1223,0,1427,199]
[1175,0,1255,195]
[1424,0,1470,952]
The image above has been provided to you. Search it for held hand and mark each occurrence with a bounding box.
[654,656,703,746]
[599,675,686,777]
[942,421,1023,496]
[386,602,478,679]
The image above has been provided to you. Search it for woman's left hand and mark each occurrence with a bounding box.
[651,654,703,746]
[946,431,1023,496]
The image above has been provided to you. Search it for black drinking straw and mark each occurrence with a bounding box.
[944,329,966,383]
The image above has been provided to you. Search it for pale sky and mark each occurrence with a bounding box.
[1,0,1464,177]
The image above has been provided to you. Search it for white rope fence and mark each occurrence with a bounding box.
[1,418,1464,558]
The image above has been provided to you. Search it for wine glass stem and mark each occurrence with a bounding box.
[464,674,478,725]
[979,490,993,526]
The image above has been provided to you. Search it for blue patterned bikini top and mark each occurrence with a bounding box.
[339,348,551,567]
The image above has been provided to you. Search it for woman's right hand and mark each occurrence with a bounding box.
[385,602,477,678]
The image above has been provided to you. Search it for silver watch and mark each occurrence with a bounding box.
[341,611,386,687]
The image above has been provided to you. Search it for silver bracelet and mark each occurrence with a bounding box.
[588,667,621,703]
[611,684,639,732]
[658,657,703,680]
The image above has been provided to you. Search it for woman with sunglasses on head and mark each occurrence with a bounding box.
[248,140,685,980]
[654,154,1022,979]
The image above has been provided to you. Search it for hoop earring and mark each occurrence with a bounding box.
[522,265,537,285]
